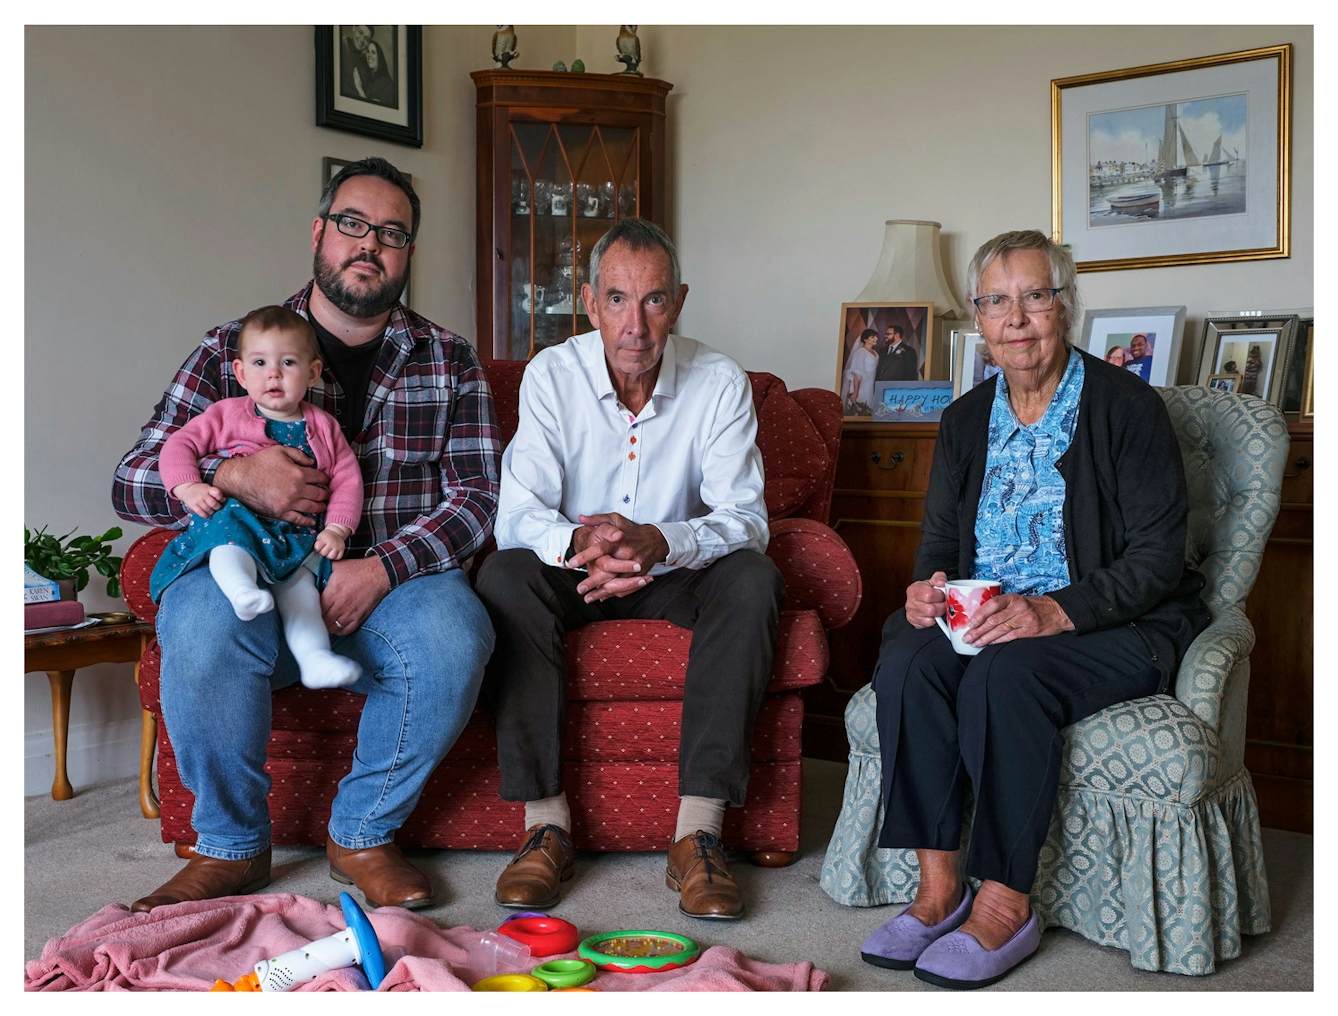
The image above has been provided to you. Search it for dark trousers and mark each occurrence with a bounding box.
[476,548,786,806]
[873,610,1161,894]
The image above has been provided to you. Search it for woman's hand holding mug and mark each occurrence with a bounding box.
[905,572,950,628]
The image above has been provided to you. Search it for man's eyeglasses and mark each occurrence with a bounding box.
[324,213,411,249]
[973,288,1064,319]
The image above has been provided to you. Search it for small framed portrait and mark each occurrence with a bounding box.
[1280,317,1314,415]
[835,302,934,421]
[1080,306,1186,387]
[950,330,994,399]
[1207,373,1243,394]
[321,157,412,309]
[1195,314,1300,407]
[872,380,956,423]
[316,26,423,148]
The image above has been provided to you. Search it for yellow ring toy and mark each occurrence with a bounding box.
[472,973,549,991]
[531,959,596,989]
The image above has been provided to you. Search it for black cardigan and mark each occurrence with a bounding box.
[915,348,1211,690]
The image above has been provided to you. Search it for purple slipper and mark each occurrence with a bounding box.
[860,883,974,970]
[913,909,1041,989]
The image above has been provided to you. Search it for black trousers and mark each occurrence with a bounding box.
[476,548,785,806]
[873,610,1161,894]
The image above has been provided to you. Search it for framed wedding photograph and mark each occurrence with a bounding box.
[1080,306,1186,387]
[1195,314,1299,407]
[1052,44,1291,272]
[836,302,934,421]
[321,157,413,309]
[1207,373,1243,393]
[950,330,994,399]
[316,26,423,148]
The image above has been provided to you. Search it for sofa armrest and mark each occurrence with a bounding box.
[766,517,861,629]
[120,528,177,624]
[1173,604,1255,734]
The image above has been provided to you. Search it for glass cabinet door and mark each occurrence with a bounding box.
[507,123,640,359]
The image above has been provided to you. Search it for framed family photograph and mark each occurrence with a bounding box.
[1052,44,1291,272]
[1207,373,1243,393]
[321,157,413,309]
[1195,314,1299,407]
[316,26,423,148]
[950,330,995,399]
[835,302,934,420]
[1080,306,1186,387]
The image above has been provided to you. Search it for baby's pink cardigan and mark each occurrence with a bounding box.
[159,397,363,533]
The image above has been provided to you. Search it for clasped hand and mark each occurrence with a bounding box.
[212,445,330,527]
[905,571,1073,646]
[567,512,669,602]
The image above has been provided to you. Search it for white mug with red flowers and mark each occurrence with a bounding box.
[934,579,1003,655]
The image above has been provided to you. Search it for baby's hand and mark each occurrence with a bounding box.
[315,525,350,560]
[173,482,225,519]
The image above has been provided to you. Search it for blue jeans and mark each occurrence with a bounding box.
[156,565,494,860]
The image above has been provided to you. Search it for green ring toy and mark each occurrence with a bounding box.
[578,931,700,973]
[531,958,596,989]
[472,973,549,992]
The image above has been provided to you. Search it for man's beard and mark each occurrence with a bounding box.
[313,237,408,319]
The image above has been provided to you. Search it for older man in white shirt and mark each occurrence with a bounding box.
[475,218,785,921]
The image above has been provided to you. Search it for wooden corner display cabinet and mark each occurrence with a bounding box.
[473,69,672,361]
[809,419,1313,834]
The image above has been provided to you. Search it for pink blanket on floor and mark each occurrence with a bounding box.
[25,894,829,992]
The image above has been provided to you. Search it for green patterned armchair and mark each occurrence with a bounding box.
[820,387,1285,975]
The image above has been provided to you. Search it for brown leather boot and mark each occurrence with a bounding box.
[495,824,576,908]
[326,837,434,910]
[131,847,272,913]
[666,830,744,920]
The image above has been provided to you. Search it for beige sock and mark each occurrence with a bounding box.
[524,793,571,833]
[674,796,728,841]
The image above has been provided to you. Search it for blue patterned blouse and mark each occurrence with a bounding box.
[972,347,1084,595]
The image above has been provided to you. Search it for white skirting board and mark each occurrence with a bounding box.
[24,718,143,798]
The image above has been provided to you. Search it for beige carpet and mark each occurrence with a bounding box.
[25,759,1312,991]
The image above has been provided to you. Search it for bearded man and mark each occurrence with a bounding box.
[113,156,501,913]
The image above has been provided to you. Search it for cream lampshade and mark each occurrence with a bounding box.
[855,220,965,319]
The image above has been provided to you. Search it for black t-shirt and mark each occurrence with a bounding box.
[309,313,382,442]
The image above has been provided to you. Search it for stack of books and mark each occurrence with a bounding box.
[24,564,85,630]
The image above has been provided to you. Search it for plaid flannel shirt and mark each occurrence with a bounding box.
[112,284,501,588]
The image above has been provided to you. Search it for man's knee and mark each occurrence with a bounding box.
[157,566,280,681]
[704,549,785,610]
[376,571,495,679]
[475,548,551,612]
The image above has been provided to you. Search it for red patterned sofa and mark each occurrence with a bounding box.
[121,361,860,864]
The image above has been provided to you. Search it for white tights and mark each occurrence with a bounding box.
[207,545,362,690]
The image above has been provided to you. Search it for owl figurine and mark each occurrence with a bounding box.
[615,25,642,76]
[492,25,518,69]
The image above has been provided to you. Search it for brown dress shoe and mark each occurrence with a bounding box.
[495,824,576,908]
[326,837,434,910]
[666,830,744,920]
[131,847,272,913]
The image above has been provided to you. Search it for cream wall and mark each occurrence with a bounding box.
[626,25,1313,389]
[24,25,1312,795]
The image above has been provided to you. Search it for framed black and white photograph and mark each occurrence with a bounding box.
[316,26,423,148]
[1080,306,1186,387]
[1052,45,1291,272]
[1196,314,1299,407]
[950,330,994,399]
[321,157,412,309]
[835,302,934,420]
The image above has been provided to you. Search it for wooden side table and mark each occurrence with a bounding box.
[24,618,159,818]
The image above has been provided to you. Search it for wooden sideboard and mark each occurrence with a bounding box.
[803,419,1314,834]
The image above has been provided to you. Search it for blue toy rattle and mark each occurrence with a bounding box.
[212,892,386,991]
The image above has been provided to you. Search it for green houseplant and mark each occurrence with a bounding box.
[24,525,124,599]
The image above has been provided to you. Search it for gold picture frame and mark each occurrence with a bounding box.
[835,302,935,422]
[1300,327,1314,418]
[1052,44,1291,273]
[1207,372,1244,394]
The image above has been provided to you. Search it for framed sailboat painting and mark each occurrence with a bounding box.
[1052,45,1291,272]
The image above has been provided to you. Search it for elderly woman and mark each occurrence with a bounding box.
[857,230,1210,989]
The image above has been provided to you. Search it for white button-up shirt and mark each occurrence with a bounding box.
[496,330,769,573]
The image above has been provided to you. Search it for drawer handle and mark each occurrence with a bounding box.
[870,450,904,471]
[1283,456,1311,479]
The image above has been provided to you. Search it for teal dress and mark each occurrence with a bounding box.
[149,415,334,603]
